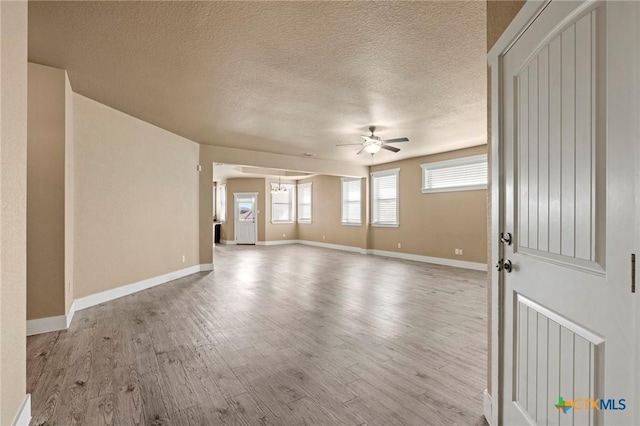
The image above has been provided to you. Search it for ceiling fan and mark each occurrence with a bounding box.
[337,126,409,155]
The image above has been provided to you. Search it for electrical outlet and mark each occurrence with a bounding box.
[454,249,459,255]
[397,243,402,249]
[282,233,286,238]
[323,235,326,240]
[181,255,186,263]
[459,249,463,255]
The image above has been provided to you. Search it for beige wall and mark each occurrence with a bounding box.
[370,146,488,264]
[296,175,368,249]
[219,178,266,242]
[487,0,526,51]
[0,1,28,424]
[264,178,298,242]
[73,94,200,298]
[26,63,68,320]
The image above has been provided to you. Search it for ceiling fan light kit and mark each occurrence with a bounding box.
[364,144,381,154]
[337,126,409,157]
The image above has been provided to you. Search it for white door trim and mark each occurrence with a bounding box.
[488,2,551,425]
[233,192,258,244]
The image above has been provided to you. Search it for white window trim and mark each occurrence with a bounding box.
[420,154,487,194]
[341,177,362,226]
[371,168,400,227]
[270,182,295,224]
[218,183,227,223]
[297,182,312,224]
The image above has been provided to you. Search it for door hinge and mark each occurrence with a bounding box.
[632,253,636,293]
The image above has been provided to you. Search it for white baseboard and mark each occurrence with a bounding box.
[74,263,211,311]
[219,239,236,245]
[250,240,487,271]
[12,394,31,426]
[27,264,214,336]
[27,314,66,336]
[66,300,76,328]
[200,263,214,271]
[27,300,75,336]
[369,249,487,271]
[255,239,364,253]
[256,240,299,246]
[297,240,367,255]
[483,389,492,426]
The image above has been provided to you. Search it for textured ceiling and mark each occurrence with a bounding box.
[28,1,487,166]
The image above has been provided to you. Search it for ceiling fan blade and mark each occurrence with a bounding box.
[382,137,409,143]
[336,143,364,146]
[356,147,367,155]
[381,144,401,153]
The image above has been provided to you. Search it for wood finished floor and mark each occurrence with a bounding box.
[27,245,488,426]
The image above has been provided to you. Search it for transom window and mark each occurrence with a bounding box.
[421,155,487,193]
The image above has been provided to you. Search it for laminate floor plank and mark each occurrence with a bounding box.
[278,367,364,426]
[28,245,488,426]
[227,392,273,425]
[29,368,66,426]
[84,393,114,426]
[344,395,406,426]
[189,344,247,399]
[287,397,346,426]
[26,331,60,393]
[113,364,145,426]
[155,351,200,413]
[138,372,172,426]
[53,345,92,425]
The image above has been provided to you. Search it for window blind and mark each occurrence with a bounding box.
[219,184,227,222]
[421,155,487,193]
[371,169,399,226]
[271,183,295,222]
[341,178,361,224]
[297,182,312,223]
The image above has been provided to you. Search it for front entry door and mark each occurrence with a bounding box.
[499,1,638,425]
[234,193,257,245]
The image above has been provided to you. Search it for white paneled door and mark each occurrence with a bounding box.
[498,1,638,425]
[234,193,257,245]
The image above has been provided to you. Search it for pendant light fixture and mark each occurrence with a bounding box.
[271,176,288,194]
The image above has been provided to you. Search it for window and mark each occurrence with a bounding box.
[297,182,312,223]
[341,178,361,225]
[212,185,217,219]
[218,183,227,222]
[421,155,487,193]
[271,183,295,223]
[371,168,399,227]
